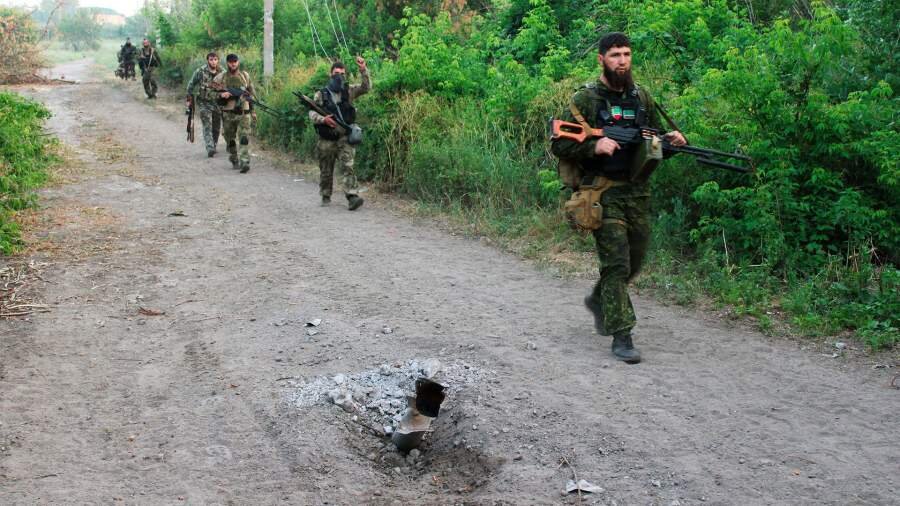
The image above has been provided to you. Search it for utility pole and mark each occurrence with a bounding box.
[263,0,274,80]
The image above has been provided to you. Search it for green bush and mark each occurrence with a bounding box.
[0,92,58,254]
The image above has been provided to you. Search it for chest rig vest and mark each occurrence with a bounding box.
[315,85,356,140]
[583,85,649,176]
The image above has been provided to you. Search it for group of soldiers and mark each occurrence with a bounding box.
[182,50,369,202]
[117,38,161,98]
[125,32,698,364]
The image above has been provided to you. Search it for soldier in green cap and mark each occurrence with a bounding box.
[551,32,686,364]
[212,53,256,173]
[186,52,224,157]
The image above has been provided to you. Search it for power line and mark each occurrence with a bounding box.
[332,0,350,53]
[322,0,349,55]
[301,0,330,59]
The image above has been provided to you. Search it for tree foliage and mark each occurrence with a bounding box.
[0,7,44,84]
[58,8,100,51]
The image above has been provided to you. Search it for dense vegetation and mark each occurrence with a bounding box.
[147,0,897,348]
[0,92,58,254]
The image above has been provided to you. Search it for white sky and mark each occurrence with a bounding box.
[0,0,144,16]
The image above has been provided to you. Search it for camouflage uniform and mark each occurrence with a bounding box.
[551,79,662,337]
[212,69,254,171]
[138,46,161,98]
[186,64,223,154]
[308,68,370,198]
[118,42,136,80]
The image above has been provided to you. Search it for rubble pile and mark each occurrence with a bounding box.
[290,359,485,429]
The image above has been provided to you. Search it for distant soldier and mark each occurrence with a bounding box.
[137,38,161,98]
[186,52,223,157]
[117,38,136,80]
[308,57,370,209]
[212,54,256,173]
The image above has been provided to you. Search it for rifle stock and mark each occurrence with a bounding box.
[186,96,195,143]
[208,83,282,117]
[550,119,753,174]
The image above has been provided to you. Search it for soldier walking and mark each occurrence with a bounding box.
[117,38,136,80]
[308,57,370,210]
[137,38,161,98]
[212,54,256,173]
[186,52,223,157]
[551,33,686,364]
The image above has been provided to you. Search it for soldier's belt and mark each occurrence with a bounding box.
[224,109,250,115]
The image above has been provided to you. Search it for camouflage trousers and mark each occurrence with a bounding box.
[197,101,221,153]
[222,111,251,169]
[316,137,358,197]
[141,68,157,97]
[588,188,651,336]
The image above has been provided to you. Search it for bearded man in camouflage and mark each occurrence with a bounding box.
[213,54,256,173]
[308,57,370,210]
[551,32,686,364]
[186,52,223,157]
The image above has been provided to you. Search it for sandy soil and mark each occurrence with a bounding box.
[1,60,898,505]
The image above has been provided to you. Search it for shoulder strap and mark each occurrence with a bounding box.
[569,102,593,133]
[655,101,681,132]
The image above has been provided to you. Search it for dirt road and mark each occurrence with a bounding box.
[1,60,897,505]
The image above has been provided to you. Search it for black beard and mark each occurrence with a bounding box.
[603,64,634,91]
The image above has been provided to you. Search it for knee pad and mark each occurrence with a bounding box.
[239,136,249,146]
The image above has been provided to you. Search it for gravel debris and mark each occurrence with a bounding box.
[289,358,488,428]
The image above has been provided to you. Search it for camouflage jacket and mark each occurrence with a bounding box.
[212,70,254,112]
[551,78,662,161]
[186,65,223,103]
[138,47,161,69]
[551,78,663,193]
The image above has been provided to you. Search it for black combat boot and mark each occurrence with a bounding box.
[207,149,215,158]
[611,331,641,364]
[347,194,364,211]
[321,195,331,206]
[584,295,607,335]
[239,163,250,173]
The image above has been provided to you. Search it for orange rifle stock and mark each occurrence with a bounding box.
[549,119,606,144]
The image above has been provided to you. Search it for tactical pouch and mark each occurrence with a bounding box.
[563,177,622,231]
[564,187,605,231]
[347,123,363,145]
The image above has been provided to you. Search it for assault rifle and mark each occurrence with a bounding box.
[549,119,753,176]
[292,91,352,132]
[293,91,363,145]
[186,95,195,143]
[208,82,283,117]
